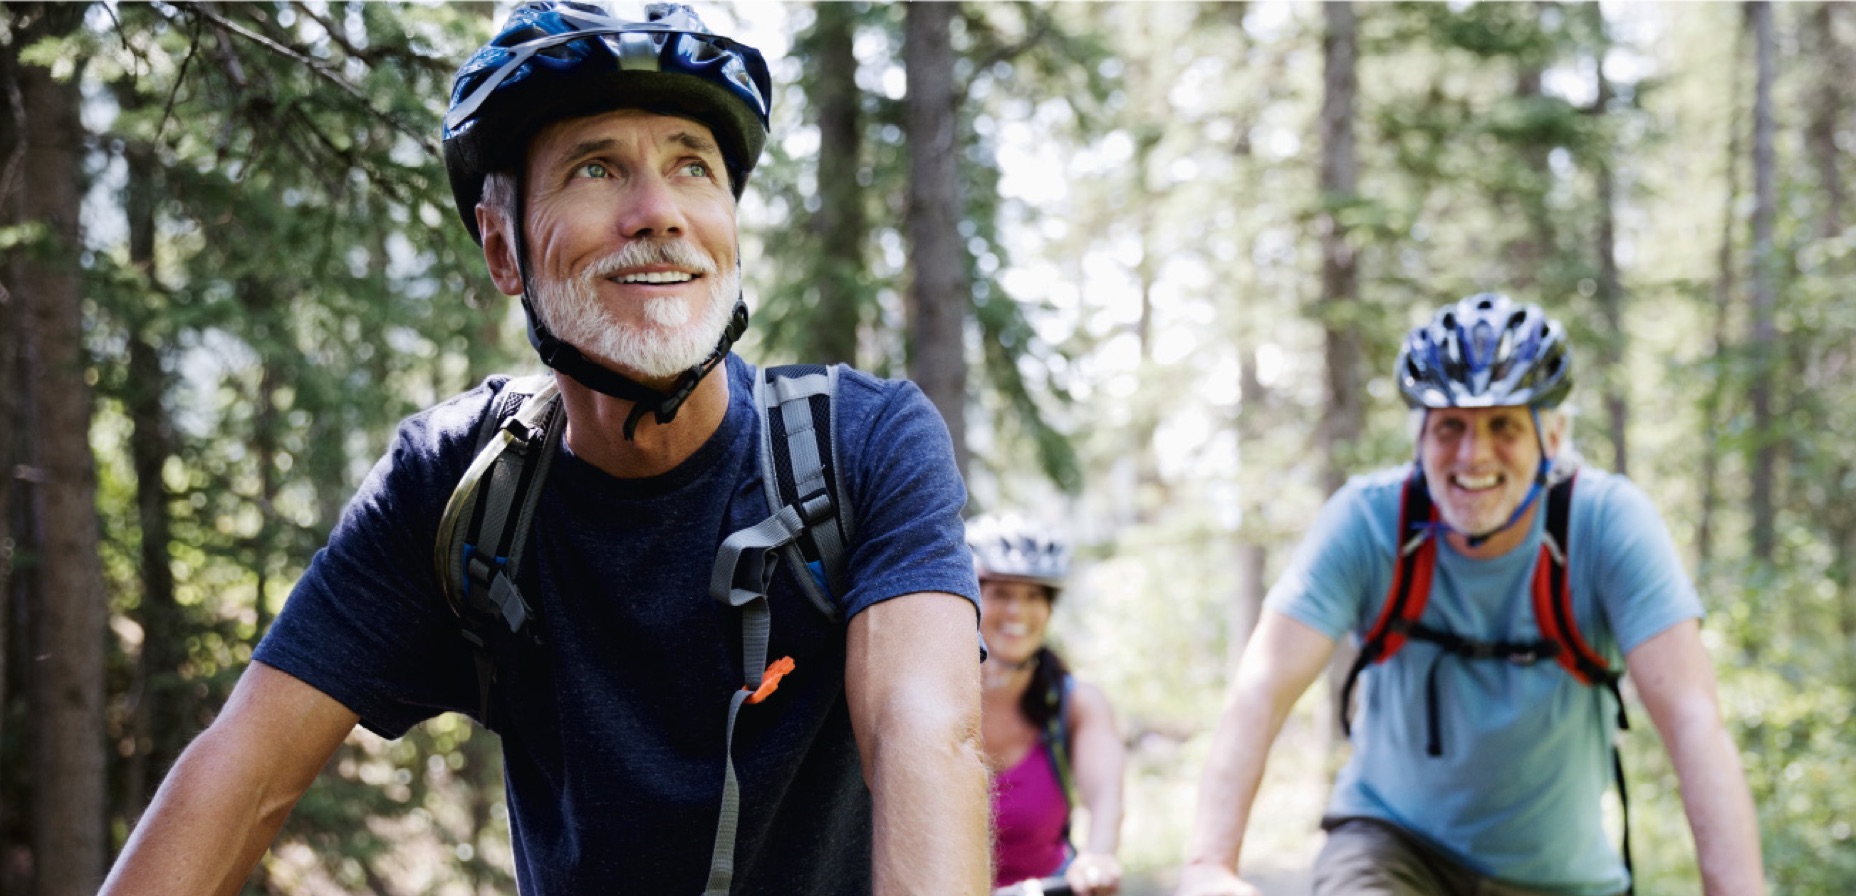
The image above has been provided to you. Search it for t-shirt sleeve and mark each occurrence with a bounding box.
[1587,475,1704,655]
[834,376,981,621]
[253,387,493,739]
[1263,477,1388,642]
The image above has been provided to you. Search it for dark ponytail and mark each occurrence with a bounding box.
[1019,645,1071,735]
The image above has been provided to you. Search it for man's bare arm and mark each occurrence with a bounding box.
[102,661,359,896]
[1178,610,1336,896]
[846,591,989,895]
[1627,620,1766,896]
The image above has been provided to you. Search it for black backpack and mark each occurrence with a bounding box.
[431,363,854,896]
[1336,470,1636,892]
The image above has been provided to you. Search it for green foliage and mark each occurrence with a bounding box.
[10,1,1853,892]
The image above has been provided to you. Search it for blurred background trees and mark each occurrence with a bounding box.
[1,2,1850,894]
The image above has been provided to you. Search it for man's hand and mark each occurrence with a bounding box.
[1065,851,1122,895]
[1174,860,1261,896]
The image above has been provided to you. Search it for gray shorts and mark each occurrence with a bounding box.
[1312,817,1622,896]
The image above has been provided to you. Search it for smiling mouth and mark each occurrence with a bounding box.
[614,271,697,284]
[997,622,1031,637]
[1452,473,1502,492]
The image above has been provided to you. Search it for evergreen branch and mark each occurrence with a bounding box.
[154,15,205,150]
[169,1,438,155]
[958,3,1054,105]
[288,2,378,66]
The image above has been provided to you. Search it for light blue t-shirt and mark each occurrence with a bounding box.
[1266,465,1703,896]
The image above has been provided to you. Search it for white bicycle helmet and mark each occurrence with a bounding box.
[967,514,1071,595]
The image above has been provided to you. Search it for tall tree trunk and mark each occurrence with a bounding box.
[1129,12,1167,521]
[0,13,27,883]
[119,110,193,825]
[903,1,970,481]
[1317,1,1363,501]
[1317,1,1363,750]
[806,1,865,367]
[1807,3,1845,241]
[1696,16,1750,574]
[1507,64,1551,293]
[1806,2,1854,656]
[1589,7,1629,476]
[1747,0,1778,564]
[9,4,110,893]
[244,279,282,637]
[1231,346,1269,674]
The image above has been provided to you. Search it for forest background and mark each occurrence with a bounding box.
[2,2,1852,894]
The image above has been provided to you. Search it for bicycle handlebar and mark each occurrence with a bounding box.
[992,876,1072,896]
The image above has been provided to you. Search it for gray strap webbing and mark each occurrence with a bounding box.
[704,500,821,896]
[754,368,844,619]
[433,375,563,724]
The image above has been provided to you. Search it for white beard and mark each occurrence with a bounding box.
[531,240,740,380]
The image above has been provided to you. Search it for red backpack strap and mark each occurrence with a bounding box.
[1362,472,1438,661]
[1530,473,1618,687]
[1341,471,1437,737]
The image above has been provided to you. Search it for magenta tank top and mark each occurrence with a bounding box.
[991,743,1070,887]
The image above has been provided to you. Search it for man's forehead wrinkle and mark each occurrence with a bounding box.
[557,138,617,164]
[540,129,720,165]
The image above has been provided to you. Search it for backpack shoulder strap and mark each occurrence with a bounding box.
[1042,673,1079,813]
[1531,472,1620,690]
[433,373,565,724]
[700,362,854,896]
[1532,471,1636,890]
[1339,470,1436,737]
[754,363,853,618]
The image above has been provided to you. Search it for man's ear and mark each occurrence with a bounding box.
[479,205,524,297]
[1542,409,1569,456]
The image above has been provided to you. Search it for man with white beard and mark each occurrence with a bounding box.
[1177,295,1764,896]
[101,4,989,895]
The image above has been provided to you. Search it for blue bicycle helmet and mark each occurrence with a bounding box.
[443,1,772,244]
[1396,293,1572,410]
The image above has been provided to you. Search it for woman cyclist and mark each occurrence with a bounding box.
[971,515,1127,896]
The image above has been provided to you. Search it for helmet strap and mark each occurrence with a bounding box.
[507,172,749,441]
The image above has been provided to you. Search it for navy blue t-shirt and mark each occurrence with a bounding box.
[255,355,980,895]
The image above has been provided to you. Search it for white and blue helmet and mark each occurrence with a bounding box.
[1397,293,1573,410]
[967,514,1071,596]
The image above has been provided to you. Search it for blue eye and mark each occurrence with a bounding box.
[572,162,609,179]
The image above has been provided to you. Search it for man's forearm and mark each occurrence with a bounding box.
[868,706,991,894]
[1183,688,1275,872]
[103,662,356,896]
[102,728,304,895]
[1671,722,1766,895]
[848,593,990,895]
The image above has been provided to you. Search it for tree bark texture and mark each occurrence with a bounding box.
[1808,2,1845,240]
[1317,1,1364,500]
[1231,347,1270,674]
[1696,16,1750,573]
[1748,0,1778,564]
[1589,7,1629,477]
[121,121,190,819]
[1318,1,1363,748]
[903,1,971,482]
[0,16,25,880]
[806,1,866,367]
[8,4,111,893]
